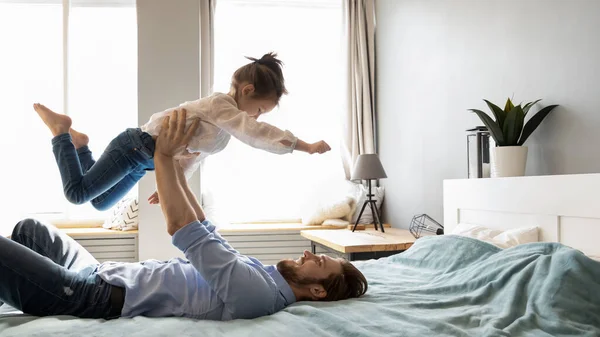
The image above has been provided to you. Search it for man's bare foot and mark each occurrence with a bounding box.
[33,103,72,137]
[70,128,89,149]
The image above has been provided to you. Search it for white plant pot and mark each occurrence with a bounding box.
[490,146,528,178]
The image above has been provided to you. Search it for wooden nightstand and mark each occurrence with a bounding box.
[300,228,416,261]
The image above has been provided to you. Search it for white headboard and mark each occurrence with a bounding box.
[443,173,600,257]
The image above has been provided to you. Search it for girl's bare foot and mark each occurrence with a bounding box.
[33,103,72,137]
[70,128,89,150]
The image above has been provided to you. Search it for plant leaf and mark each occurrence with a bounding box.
[523,99,542,116]
[518,105,559,145]
[514,105,525,143]
[502,105,524,146]
[469,109,505,145]
[504,98,514,113]
[484,99,506,128]
[505,105,524,145]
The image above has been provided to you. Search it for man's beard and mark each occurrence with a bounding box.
[276,260,319,286]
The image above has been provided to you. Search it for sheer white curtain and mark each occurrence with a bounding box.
[341,0,377,179]
[202,0,346,224]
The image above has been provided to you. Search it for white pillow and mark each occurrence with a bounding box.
[103,197,139,231]
[450,223,538,249]
[301,196,356,225]
[322,218,351,227]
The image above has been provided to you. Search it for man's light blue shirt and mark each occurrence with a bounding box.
[96,220,296,320]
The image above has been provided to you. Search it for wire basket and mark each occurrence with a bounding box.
[409,214,444,238]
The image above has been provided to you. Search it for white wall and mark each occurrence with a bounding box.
[137,0,201,260]
[376,0,600,228]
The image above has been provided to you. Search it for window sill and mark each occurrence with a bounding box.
[51,219,105,229]
[50,222,387,237]
[60,227,138,238]
[3,226,137,239]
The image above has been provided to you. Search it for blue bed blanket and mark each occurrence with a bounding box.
[1,235,599,337]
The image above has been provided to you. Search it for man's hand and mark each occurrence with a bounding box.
[156,109,200,157]
[308,140,331,154]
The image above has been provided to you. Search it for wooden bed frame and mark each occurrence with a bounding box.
[443,173,600,258]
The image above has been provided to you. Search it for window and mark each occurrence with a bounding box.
[0,0,137,224]
[204,0,345,223]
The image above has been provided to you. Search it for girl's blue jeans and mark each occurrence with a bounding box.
[52,128,155,211]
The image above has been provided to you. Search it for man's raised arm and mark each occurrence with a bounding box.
[154,109,199,236]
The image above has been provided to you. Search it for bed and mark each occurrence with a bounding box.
[1,173,600,336]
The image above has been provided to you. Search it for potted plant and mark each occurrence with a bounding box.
[469,98,558,177]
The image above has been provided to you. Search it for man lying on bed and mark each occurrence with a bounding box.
[0,110,367,320]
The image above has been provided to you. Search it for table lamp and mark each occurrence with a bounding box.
[350,154,387,232]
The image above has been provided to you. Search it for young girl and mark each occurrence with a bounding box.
[34,52,331,211]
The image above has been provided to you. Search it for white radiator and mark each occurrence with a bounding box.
[222,230,332,266]
[72,231,330,265]
[74,234,138,263]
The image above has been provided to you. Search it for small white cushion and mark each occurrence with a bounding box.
[322,218,350,227]
[103,197,139,231]
[450,223,539,248]
[301,196,356,225]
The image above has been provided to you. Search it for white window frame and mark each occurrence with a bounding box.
[1,0,136,224]
[207,0,345,224]
[3,0,135,119]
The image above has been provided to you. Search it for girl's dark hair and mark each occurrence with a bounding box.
[231,52,288,103]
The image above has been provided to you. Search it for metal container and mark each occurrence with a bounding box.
[466,126,492,178]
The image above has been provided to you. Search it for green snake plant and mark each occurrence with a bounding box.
[469,98,558,146]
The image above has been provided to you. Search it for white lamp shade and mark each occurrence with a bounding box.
[351,154,387,180]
